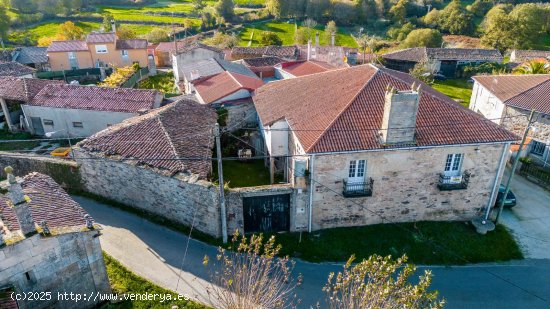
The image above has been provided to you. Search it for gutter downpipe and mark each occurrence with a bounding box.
[308,154,315,233]
[484,142,510,221]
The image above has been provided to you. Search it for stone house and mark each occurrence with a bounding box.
[381,47,503,77]
[509,50,550,63]
[253,64,517,232]
[470,74,550,165]
[21,84,162,137]
[235,56,286,79]
[154,36,201,67]
[228,46,298,61]
[172,42,224,82]
[0,168,111,309]
[47,29,151,71]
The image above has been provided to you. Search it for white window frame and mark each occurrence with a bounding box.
[121,49,129,57]
[348,159,366,182]
[444,153,463,177]
[68,52,77,59]
[95,45,108,54]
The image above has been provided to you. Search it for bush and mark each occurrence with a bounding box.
[259,30,282,46]
[458,62,508,78]
[400,28,443,48]
[98,66,136,88]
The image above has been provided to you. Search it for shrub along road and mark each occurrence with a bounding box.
[75,195,550,308]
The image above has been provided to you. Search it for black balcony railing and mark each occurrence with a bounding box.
[343,178,374,197]
[437,171,470,191]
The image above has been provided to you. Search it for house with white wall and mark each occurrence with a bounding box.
[21,84,162,137]
[254,64,517,232]
[172,42,224,82]
[470,74,550,165]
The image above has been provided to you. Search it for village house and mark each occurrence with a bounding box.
[296,42,357,66]
[47,25,151,71]
[21,84,162,137]
[229,45,298,61]
[0,167,111,309]
[253,64,517,232]
[470,74,550,165]
[154,36,201,67]
[381,47,503,77]
[0,61,36,78]
[11,47,49,71]
[509,50,550,63]
[274,60,337,79]
[172,42,224,82]
[0,77,63,131]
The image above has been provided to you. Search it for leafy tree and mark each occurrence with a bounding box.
[387,22,415,41]
[509,4,549,50]
[183,19,194,30]
[145,27,170,44]
[400,28,442,48]
[201,11,216,30]
[324,254,444,308]
[191,0,206,14]
[332,0,356,25]
[437,0,474,35]
[116,25,137,40]
[324,20,338,45]
[466,0,492,17]
[294,27,310,44]
[215,0,235,22]
[306,0,331,21]
[259,31,283,46]
[389,0,409,25]
[266,0,285,19]
[513,60,550,75]
[9,0,37,14]
[204,232,300,308]
[203,32,238,48]
[102,12,116,32]
[0,5,9,40]
[423,8,440,27]
[58,21,84,40]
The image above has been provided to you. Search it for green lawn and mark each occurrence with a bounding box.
[269,221,523,265]
[138,72,179,94]
[104,253,207,308]
[432,79,473,107]
[99,0,201,26]
[239,21,358,47]
[0,130,43,151]
[8,21,101,43]
[213,159,273,188]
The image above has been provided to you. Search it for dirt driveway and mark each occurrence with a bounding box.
[500,170,550,259]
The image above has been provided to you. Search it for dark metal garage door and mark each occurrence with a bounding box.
[243,194,290,233]
[440,60,457,78]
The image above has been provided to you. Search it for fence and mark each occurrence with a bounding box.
[519,163,550,190]
[121,67,150,88]
[36,68,113,80]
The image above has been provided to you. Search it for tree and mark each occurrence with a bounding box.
[192,0,206,14]
[102,13,116,32]
[0,5,9,40]
[400,28,442,48]
[203,32,238,48]
[513,60,550,75]
[266,0,286,19]
[259,31,283,46]
[183,19,194,30]
[116,25,137,40]
[146,27,170,44]
[324,20,338,45]
[509,4,549,50]
[387,22,415,41]
[9,0,37,14]
[58,21,84,40]
[332,1,356,25]
[389,0,408,25]
[437,0,474,35]
[480,5,516,52]
[203,232,300,308]
[306,0,331,21]
[466,0,492,17]
[215,0,235,22]
[324,254,444,308]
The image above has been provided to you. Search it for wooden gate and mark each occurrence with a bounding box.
[243,194,290,233]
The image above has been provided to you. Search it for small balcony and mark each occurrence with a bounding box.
[343,178,374,197]
[437,172,470,191]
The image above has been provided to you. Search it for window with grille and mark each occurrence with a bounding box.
[531,141,546,156]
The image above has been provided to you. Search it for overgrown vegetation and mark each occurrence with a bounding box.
[431,79,473,107]
[99,65,137,88]
[137,72,178,94]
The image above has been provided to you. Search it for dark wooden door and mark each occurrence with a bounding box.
[243,194,290,233]
[440,60,457,78]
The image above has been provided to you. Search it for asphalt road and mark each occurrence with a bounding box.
[75,196,550,309]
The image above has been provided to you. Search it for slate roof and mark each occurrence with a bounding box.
[13,47,48,64]
[86,32,117,43]
[29,84,159,113]
[279,60,336,77]
[241,56,285,67]
[254,64,517,153]
[47,40,89,52]
[0,61,36,77]
[179,58,257,81]
[511,50,550,62]
[473,74,550,115]
[382,47,503,62]
[230,46,298,60]
[156,36,201,53]
[193,71,264,104]
[78,99,216,178]
[0,77,63,102]
[116,39,148,50]
[0,173,90,235]
[175,42,223,55]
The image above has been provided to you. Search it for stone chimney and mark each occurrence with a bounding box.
[315,32,320,47]
[5,166,36,236]
[111,19,116,33]
[380,84,421,145]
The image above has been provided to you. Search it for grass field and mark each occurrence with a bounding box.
[239,21,358,47]
[138,72,179,94]
[8,21,100,45]
[212,159,272,188]
[432,79,473,107]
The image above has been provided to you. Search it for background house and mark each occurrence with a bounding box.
[154,36,200,67]
[382,47,503,77]
[470,74,550,165]
[229,45,298,61]
[509,50,550,63]
[21,84,162,136]
[235,56,285,79]
[0,169,111,309]
[172,42,224,82]
[253,64,516,232]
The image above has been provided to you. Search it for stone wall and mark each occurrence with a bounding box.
[0,152,82,191]
[75,149,222,237]
[217,100,257,132]
[0,231,110,309]
[310,144,506,230]
[502,106,550,142]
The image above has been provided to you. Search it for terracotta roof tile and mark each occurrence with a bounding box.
[382,47,502,62]
[0,61,36,77]
[279,60,336,77]
[0,77,64,101]
[0,173,90,234]
[86,32,116,43]
[512,50,550,62]
[78,99,216,177]
[47,40,88,52]
[29,84,160,113]
[254,64,517,153]
[241,56,285,67]
[156,36,201,53]
[194,71,263,104]
[116,39,148,50]
[231,46,298,60]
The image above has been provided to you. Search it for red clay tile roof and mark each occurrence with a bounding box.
[0,77,64,101]
[116,39,148,50]
[29,84,160,113]
[78,99,216,177]
[47,40,89,52]
[0,173,90,234]
[156,36,201,53]
[512,50,550,62]
[473,74,550,114]
[242,56,285,67]
[0,61,36,77]
[193,71,264,104]
[279,60,336,77]
[231,46,298,60]
[254,64,517,153]
[87,32,117,43]
[383,47,502,62]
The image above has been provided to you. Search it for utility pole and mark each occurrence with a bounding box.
[215,123,228,244]
[495,109,536,224]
